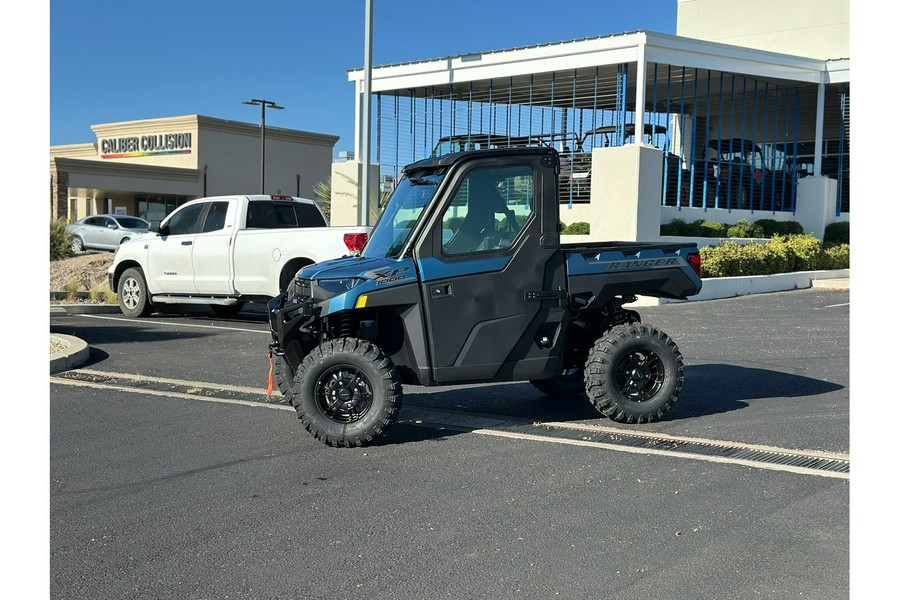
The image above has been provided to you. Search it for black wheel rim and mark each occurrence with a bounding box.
[614,348,664,403]
[314,365,373,423]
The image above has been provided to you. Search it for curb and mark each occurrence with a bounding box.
[630,268,849,306]
[50,303,122,315]
[50,334,90,374]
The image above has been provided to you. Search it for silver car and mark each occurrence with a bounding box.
[66,214,150,252]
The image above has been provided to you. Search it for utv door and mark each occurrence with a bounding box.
[413,155,562,383]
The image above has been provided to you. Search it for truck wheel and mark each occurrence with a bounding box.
[529,370,585,398]
[117,267,153,318]
[210,303,245,318]
[584,323,684,424]
[292,338,402,447]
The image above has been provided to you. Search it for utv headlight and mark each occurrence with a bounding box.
[315,278,365,295]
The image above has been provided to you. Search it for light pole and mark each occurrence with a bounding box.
[242,98,284,194]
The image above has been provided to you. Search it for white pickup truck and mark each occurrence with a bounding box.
[107,194,370,318]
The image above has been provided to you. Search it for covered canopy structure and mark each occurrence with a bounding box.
[348,30,849,217]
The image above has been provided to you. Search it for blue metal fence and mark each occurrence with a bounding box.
[373,62,848,215]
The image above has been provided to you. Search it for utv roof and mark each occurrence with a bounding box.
[405,146,559,174]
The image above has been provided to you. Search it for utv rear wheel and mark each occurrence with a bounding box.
[292,338,402,447]
[585,323,683,423]
[117,267,153,318]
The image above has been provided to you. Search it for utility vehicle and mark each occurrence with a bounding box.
[267,147,702,446]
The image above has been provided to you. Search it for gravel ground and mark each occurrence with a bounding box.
[50,253,117,358]
[50,252,115,295]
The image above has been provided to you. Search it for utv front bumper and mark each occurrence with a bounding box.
[267,292,321,349]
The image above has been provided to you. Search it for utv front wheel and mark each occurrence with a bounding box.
[585,323,684,423]
[292,338,402,447]
[272,352,296,398]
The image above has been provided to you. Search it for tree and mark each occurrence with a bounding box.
[313,177,332,220]
[315,173,390,224]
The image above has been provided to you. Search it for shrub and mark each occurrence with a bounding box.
[823,244,850,269]
[782,234,827,271]
[752,219,802,237]
[50,220,73,261]
[780,220,805,236]
[699,234,849,277]
[562,222,590,235]
[662,218,804,239]
[725,219,763,238]
[699,220,729,237]
[64,278,80,301]
[824,221,850,246]
[88,277,114,303]
[700,240,790,277]
[661,218,729,237]
[660,218,689,236]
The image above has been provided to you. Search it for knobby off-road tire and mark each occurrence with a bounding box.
[272,353,296,399]
[529,370,586,398]
[291,338,402,447]
[117,267,153,318]
[585,323,684,424]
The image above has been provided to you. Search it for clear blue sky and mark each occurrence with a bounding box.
[49,0,678,156]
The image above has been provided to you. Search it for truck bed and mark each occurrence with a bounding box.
[562,240,702,307]
[561,240,694,257]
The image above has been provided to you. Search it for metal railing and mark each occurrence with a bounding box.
[373,62,849,215]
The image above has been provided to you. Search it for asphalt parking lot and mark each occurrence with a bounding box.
[48,288,850,599]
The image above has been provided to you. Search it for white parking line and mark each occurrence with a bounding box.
[52,371,849,479]
[83,313,269,334]
[825,302,850,308]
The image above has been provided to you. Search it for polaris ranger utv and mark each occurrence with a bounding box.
[267,147,702,447]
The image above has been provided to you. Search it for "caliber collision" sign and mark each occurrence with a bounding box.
[100,132,193,159]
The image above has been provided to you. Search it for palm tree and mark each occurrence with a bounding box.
[313,174,390,224]
[313,177,332,220]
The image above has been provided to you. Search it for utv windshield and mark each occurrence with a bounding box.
[362,171,445,258]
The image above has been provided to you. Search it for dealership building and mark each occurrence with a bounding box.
[50,0,849,240]
[49,115,338,226]
[330,0,849,240]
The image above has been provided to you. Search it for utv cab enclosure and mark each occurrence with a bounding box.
[268,147,703,447]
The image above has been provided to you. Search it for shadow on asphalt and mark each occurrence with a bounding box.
[396,363,844,428]
[672,364,844,419]
[50,324,216,347]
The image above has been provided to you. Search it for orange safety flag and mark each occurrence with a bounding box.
[266,352,274,397]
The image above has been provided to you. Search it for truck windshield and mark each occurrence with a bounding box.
[362,172,444,258]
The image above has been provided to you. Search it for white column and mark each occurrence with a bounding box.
[590,145,663,242]
[354,80,363,161]
[633,45,646,146]
[814,81,825,177]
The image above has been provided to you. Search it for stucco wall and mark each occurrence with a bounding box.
[676,0,849,60]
